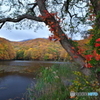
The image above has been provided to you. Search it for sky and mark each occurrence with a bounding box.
[0,27,83,41]
[0,27,52,41]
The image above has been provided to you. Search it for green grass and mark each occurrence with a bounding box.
[27,62,100,100]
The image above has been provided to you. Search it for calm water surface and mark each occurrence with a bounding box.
[0,73,35,100]
[0,60,64,66]
[0,60,64,100]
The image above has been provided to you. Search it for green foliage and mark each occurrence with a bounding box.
[43,54,49,60]
[89,58,99,66]
[90,34,99,49]
[27,63,99,100]
[16,50,24,60]
[69,39,78,48]
[95,67,100,73]
[84,50,92,55]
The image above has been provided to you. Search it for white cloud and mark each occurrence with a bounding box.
[0,27,51,41]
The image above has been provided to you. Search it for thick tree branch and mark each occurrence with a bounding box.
[0,14,43,24]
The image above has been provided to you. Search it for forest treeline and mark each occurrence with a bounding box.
[11,38,69,61]
[0,37,90,61]
[0,38,16,60]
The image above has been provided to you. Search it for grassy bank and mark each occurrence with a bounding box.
[27,62,100,100]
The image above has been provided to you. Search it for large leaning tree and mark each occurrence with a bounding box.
[0,0,99,75]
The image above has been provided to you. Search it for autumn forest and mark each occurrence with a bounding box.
[0,36,91,61]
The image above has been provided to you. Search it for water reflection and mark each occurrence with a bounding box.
[0,73,36,100]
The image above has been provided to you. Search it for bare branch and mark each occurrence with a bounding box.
[54,0,63,4]
[18,0,24,7]
[61,0,71,18]
[64,0,70,12]
[28,3,37,14]
[0,22,5,29]
[28,3,37,6]
[0,14,43,24]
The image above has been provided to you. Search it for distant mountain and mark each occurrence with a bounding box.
[19,38,48,42]
[11,38,57,48]
[19,38,33,42]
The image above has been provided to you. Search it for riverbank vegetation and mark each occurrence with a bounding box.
[27,63,99,100]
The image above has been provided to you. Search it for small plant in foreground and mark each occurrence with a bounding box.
[27,62,100,100]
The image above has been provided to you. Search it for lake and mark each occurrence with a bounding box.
[0,60,64,100]
[0,73,35,100]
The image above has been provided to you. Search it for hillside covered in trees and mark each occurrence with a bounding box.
[0,37,91,61]
[11,38,69,61]
[0,37,16,60]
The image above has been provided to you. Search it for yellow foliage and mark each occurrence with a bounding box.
[0,37,16,60]
[12,38,69,60]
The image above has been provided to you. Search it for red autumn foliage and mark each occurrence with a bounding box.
[95,43,100,47]
[96,38,100,42]
[95,55,100,61]
[49,36,53,41]
[93,50,100,61]
[48,35,61,42]
[86,63,93,68]
[85,55,93,61]
[38,11,60,22]
[49,28,54,32]
[93,50,97,56]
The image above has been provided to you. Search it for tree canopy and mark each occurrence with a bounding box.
[0,0,91,35]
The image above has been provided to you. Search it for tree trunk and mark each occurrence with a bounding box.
[36,0,91,76]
